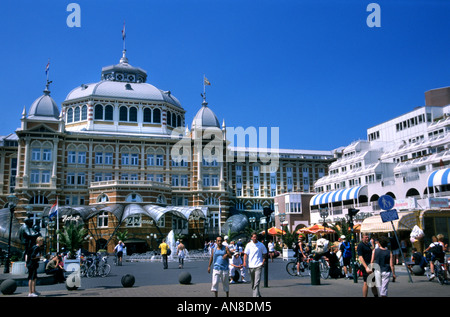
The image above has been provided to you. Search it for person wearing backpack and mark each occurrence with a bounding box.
[339,235,353,279]
[424,234,446,281]
[25,236,44,297]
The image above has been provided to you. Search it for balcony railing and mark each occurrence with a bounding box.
[90,180,171,189]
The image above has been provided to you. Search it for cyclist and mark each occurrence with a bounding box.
[424,234,447,281]
[314,234,330,261]
[293,237,307,275]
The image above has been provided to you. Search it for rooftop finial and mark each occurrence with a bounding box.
[44,59,51,95]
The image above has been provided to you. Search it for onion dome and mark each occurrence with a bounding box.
[28,82,60,119]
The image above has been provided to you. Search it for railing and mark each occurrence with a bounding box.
[90,180,171,189]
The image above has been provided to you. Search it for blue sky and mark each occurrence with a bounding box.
[1,0,450,151]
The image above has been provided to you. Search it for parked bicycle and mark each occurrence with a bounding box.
[80,255,94,277]
[86,254,111,278]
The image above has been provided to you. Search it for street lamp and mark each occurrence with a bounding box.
[278,213,286,247]
[4,194,18,273]
[347,208,359,284]
[319,207,329,226]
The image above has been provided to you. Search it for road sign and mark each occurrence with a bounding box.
[380,209,399,223]
[378,195,395,210]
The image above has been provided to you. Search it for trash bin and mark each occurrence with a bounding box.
[310,261,320,285]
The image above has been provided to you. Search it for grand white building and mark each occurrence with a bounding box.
[0,48,334,254]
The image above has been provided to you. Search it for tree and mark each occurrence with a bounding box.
[331,219,351,241]
[57,222,87,259]
[115,230,129,243]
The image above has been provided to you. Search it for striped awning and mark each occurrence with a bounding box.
[361,212,417,233]
[310,186,365,206]
[427,168,450,187]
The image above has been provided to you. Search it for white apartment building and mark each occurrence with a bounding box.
[310,86,450,246]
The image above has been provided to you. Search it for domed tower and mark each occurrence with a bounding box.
[63,50,185,135]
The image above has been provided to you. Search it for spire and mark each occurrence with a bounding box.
[120,49,129,64]
[44,80,52,96]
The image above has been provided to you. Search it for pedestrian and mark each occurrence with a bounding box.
[357,233,378,297]
[114,240,125,266]
[268,239,275,262]
[389,235,400,265]
[177,239,186,269]
[159,239,169,269]
[229,252,243,283]
[339,235,353,279]
[208,236,232,297]
[25,236,44,297]
[45,253,66,283]
[371,236,395,297]
[243,232,267,297]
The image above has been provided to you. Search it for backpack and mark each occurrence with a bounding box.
[430,243,444,256]
[342,241,352,258]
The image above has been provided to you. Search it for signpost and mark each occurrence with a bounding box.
[377,195,413,283]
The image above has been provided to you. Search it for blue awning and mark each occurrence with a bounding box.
[427,168,450,187]
[310,186,365,206]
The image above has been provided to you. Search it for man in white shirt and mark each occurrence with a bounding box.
[243,233,267,297]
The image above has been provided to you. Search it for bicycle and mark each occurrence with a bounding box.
[80,255,94,277]
[286,258,310,277]
[86,254,111,278]
[433,260,448,285]
[317,256,330,279]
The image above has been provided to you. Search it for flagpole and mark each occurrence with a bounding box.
[203,74,206,102]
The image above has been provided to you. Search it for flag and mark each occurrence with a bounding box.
[45,60,50,75]
[49,200,58,219]
[204,76,211,86]
[122,21,126,40]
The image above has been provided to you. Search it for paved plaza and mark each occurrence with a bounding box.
[1,256,449,299]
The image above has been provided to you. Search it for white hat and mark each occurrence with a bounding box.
[340,235,346,239]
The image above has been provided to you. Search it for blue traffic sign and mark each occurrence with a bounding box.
[380,209,399,223]
[378,195,395,210]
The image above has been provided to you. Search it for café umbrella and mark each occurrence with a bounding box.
[297,224,335,235]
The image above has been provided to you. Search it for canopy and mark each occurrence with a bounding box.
[264,227,286,236]
[310,186,365,206]
[297,224,335,234]
[427,168,450,187]
[361,212,417,233]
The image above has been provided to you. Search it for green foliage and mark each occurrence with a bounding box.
[116,230,129,243]
[331,219,351,241]
[57,222,87,259]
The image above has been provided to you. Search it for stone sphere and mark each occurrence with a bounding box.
[0,279,17,295]
[412,265,425,276]
[121,274,135,288]
[178,271,192,284]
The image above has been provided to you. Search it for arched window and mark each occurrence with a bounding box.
[129,107,137,122]
[177,115,182,127]
[97,193,109,203]
[67,108,73,123]
[172,113,176,127]
[119,106,128,121]
[81,105,87,120]
[156,194,166,204]
[74,106,80,122]
[94,104,103,120]
[105,105,113,120]
[167,111,172,126]
[143,108,152,123]
[126,193,143,202]
[153,108,161,123]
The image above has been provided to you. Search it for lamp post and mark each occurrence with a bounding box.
[4,194,18,273]
[278,213,286,247]
[348,208,360,283]
[319,207,329,226]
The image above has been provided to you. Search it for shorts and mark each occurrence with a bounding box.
[343,257,351,266]
[27,266,38,280]
[392,249,400,256]
[117,251,123,257]
[211,269,229,293]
